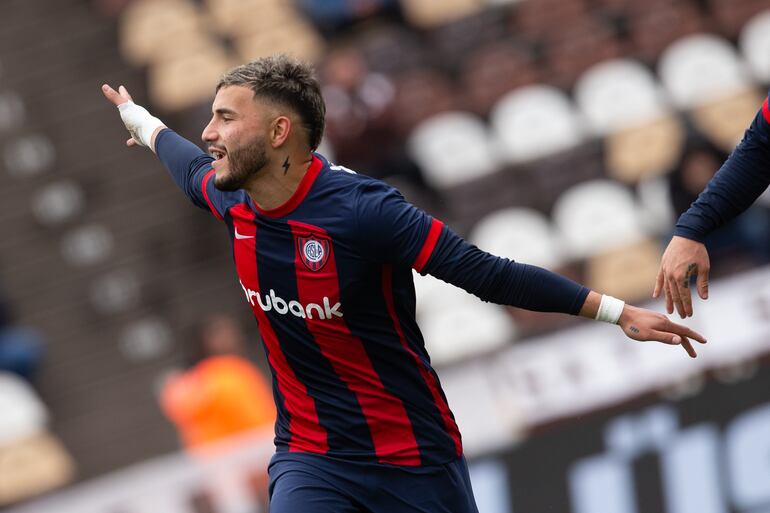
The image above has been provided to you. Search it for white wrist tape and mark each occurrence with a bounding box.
[117,101,165,148]
[595,294,625,324]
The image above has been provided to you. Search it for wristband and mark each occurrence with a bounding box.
[117,101,165,148]
[595,294,625,324]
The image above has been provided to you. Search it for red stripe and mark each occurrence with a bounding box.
[201,169,223,221]
[252,156,323,218]
[413,219,444,272]
[231,205,328,454]
[289,220,421,466]
[381,265,463,457]
[762,97,770,125]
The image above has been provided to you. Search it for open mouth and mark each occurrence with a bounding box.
[209,147,227,164]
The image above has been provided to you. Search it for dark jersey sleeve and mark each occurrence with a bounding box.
[155,129,227,220]
[674,92,770,242]
[356,181,590,315]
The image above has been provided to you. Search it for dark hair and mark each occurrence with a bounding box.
[217,55,326,150]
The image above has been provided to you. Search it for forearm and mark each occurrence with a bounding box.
[155,128,215,206]
[674,107,770,242]
[423,228,590,315]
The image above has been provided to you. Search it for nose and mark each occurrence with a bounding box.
[201,118,217,144]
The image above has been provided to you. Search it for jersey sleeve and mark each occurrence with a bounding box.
[355,181,443,269]
[674,91,770,242]
[356,181,589,314]
[155,129,227,220]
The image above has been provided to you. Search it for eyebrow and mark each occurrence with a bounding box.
[213,108,238,116]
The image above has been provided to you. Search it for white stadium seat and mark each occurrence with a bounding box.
[740,9,770,84]
[551,179,646,260]
[491,85,585,164]
[574,58,668,135]
[636,176,675,236]
[470,207,565,269]
[0,373,47,445]
[658,34,751,109]
[420,301,517,366]
[407,111,499,189]
[412,271,478,318]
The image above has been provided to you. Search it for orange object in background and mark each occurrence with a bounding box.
[160,315,275,450]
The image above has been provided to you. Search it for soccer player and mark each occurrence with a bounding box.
[102,55,705,513]
[655,90,770,318]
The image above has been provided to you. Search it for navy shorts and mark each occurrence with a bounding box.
[268,452,479,513]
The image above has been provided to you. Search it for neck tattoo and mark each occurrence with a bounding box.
[282,156,290,175]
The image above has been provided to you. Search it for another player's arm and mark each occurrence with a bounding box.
[654,92,770,318]
[101,84,223,217]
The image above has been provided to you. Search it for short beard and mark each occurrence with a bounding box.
[214,136,269,191]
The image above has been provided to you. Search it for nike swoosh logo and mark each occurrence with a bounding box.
[234,228,254,240]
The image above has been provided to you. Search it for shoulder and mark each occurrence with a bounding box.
[314,153,399,201]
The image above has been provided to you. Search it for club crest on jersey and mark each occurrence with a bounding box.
[298,235,330,272]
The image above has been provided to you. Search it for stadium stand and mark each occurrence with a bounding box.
[2,0,770,504]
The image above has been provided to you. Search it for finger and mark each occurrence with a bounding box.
[653,268,664,298]
[664,278,675,315]
[118,85,134,102]
[126,138,138,147]
[101,84,129,106]
[648,329,682,345]
[696,269,709,300]
[680,336,697,358]
[677,272,693,317]
[667,276,685,318]
[666,321,707,344]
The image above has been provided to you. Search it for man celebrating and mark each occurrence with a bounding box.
[103,55,705,513]
[655,91,770,318]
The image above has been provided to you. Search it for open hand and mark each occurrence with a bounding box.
[653,236,710,318]
[101,84,141,147]
[618,304,706,358]
[101,83,165,150]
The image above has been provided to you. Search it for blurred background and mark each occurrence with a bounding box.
[2,0,770,511]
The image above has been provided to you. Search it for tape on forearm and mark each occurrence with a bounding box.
[117,101,165,148]
[595,294,625,324]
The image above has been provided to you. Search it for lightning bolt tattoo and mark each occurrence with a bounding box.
[282,156,290,175]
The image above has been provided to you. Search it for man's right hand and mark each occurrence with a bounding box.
[101,84,165,151]
[653,236,710,318]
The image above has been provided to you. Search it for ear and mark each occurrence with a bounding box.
[270,116,292,148]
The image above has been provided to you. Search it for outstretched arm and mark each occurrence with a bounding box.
[356,181,707,357]
[423,227,706,358]
[654,92,770,318]
[101,84,223,217]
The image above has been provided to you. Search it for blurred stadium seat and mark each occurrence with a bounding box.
[0,372,74,505]
[470,207,565,269]
[604,112,685,183]
[400,0,483,29]
[584,237,662,302]
[407,111,499,188]
[119,0,210,66]
[691,86,765,151]
[490,85,585,164]
[658,33,752,108]
[739,9,770,84]
[574,58,668,135]
[552,179,646,260]
[148,47,234,111]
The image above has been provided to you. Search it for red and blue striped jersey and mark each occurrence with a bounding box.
[156,129,589,466]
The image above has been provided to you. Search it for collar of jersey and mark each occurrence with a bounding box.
[250,155,323,218]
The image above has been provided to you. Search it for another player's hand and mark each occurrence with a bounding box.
[653,236,710,318]
[617,304,706,358]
